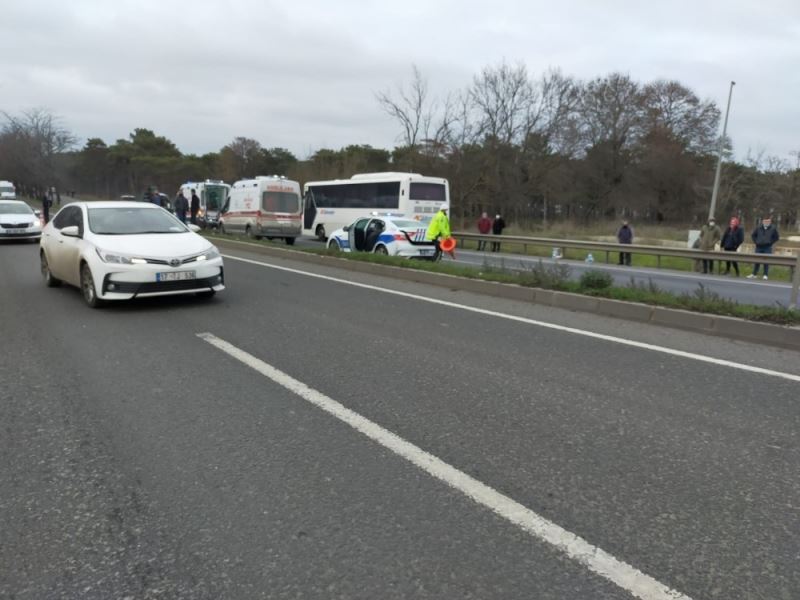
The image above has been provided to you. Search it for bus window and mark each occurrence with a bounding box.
[410,182,446,201]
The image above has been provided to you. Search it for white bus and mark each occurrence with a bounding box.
[303,172,449,240]
[177,179,231,228]
[0,181,16,200]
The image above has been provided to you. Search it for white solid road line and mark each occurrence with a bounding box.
[222,254,800,383]
[197,331,692,600]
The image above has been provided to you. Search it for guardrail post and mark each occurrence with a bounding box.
[791,253,800,308]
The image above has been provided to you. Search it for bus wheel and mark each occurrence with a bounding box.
[246,226,258,240]
[315,225,326,241]
[374,245,388,255]
[285,237,295,246]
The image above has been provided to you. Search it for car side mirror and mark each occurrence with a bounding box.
[61,225,80,238]
[343,225,350,232]
[187,223,201,233]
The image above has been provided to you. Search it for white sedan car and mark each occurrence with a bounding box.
[327,215,436,258]
[40,201,224,307]
[0,200,43,242]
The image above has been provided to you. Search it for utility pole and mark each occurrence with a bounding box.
[708,81,736,220]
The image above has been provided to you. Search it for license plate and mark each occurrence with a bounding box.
[419,249,434,256]
[7,228,25,233]
[156,271,196,282]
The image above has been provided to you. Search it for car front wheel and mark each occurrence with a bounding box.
[41,252,61,287]
[374,245,388,255]
[80,263,103,308]
[327,240,340,251]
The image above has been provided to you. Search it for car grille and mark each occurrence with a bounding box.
[143,254,203,266]
[103,272,223,295]
[0,222,32,228]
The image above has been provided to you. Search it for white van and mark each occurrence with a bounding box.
[177,180,230,228]
[0,181,16,200]
[221,176,302,245]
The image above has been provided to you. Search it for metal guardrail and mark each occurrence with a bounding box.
[452,231,800,307]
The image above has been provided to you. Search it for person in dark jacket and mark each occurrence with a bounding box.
[41,192,51,224]
[616,220,633,265]
[491,214,505,252]
[747,215,779,279]
[190,189,200,225]
[174,191,189,224]
[720,217,744,276]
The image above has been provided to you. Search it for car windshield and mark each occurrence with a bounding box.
[88,207,187,235]
[0,203,32,215]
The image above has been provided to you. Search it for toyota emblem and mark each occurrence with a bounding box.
[169,258,180,267]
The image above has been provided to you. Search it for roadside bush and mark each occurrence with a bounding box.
[579,270,613,290]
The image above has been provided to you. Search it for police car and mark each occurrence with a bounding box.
[327,214,435,258]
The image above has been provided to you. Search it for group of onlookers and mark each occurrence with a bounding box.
[475,212,506,251]
[694,215,780,279]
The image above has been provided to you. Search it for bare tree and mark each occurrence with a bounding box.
[0,108,76,192]
[376,65,436,148]
[641,80,720,154]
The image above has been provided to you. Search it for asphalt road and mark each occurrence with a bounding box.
[292,236,796,308]
[2,239,799,599]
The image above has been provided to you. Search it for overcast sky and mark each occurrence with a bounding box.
[1,0,798,163]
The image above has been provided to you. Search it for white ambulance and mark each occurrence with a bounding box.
[177,179,231,229]
[0,181,16,200]
[221,176,302,245]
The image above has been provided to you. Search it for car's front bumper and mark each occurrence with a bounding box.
[95,258,224,299]
[0,230,41,240]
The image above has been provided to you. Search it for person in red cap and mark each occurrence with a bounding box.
[720,216,744,276]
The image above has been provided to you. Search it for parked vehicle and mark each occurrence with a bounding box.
[39,202,224,307]
[177,179,230,228]
[221,176,301,244]
[0,200,43,242]
[327,214,435,258]
[303,172,448,241]
[0,181,16,200]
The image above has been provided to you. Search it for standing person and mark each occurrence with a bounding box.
[174,191,189,224]
[56,189,61,206]
[747,215,780,280]
[40,192,51,224]
[477,212,491,250]
[698,217,721,274]
[190,189,200,225]
[720,217,744,276]
[491,213,506,252]
[616,219,633,265]
[425,203,452,261]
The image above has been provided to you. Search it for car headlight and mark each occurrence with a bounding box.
[196,247,220,261]
[96,248,146,264]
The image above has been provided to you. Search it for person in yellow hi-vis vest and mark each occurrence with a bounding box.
[425,203,453,260]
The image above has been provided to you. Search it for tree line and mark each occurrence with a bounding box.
[1,62,798,228]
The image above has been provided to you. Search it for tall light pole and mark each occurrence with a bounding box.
[708,81,736,220]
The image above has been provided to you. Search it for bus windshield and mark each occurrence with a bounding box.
[262,191,300,213]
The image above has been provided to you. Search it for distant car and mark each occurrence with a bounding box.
[39,201,224,307]
[327,215,435,258]
[0,200,43,242]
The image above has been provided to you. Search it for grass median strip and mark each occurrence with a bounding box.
[203,232,800,326]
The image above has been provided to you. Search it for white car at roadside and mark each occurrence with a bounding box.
[327,214,435,258]
[39,201,224,307]
[0,200,43,242]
